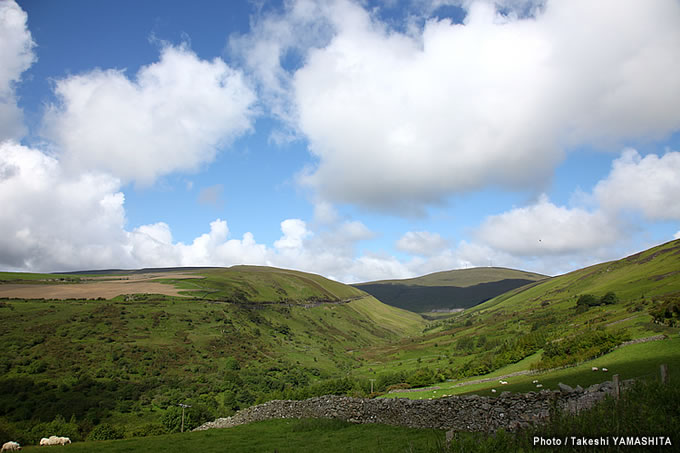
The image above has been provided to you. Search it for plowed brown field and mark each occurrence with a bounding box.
[0,272,202,299]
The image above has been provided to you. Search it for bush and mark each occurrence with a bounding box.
[576,294,599,307]
[86,423,124,441]
[600,291,619,305]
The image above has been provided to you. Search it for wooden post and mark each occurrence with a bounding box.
[446,429,454,449]
[369,379,376,394]
[660,364,668,384]
[613,374,620,400]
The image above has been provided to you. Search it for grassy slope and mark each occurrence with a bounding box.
[356,239,680,389]
[18,419,444,453]
[0,266,425,437]
[353,267,547,313]
[157,265,365,302]
[358,267,547,287]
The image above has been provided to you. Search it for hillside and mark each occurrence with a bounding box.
[0,266,424,441]
[352,239,680,390]
[353,267,547,313]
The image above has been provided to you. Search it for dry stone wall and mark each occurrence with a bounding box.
[195,380,622,433]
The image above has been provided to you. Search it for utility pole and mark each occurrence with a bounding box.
[179,403,191,432]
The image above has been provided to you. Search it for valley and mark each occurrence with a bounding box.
[1,240,679,451]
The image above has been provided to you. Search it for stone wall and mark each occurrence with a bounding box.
[195,380,622,433]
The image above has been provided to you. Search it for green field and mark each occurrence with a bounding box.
[16,419,445,453]
[1,240,679,449]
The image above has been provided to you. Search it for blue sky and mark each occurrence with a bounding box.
[1,0,679,282]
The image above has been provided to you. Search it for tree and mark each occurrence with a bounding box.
[576,294,599,307]
[600,292,619,305]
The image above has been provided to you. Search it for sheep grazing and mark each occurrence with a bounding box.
[491,389,497,393]
[592,367,599,371]
[1,441,21,451]
[41,436,71,446]
[532,380,539,384]
[499,380,508,385]
[536,384,543,388]
[602,368,608,372]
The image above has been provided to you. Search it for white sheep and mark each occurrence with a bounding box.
[43,436,70,446]
[602,368,608,372]
[592,367,599,371]
[499,380,508,385]
[491,389,497,393]
[532,380,539,384]
[1,441,21,451]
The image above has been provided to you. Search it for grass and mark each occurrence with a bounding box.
[380,337,680,401]
[17,419,445,453]
[356,267,547,287]
[1,240,679,445]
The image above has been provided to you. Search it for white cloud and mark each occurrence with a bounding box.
[241,0,680,213]
[476,194,620,256]
[0,0,35,141]
[675,231,680,240]
[595,149,680,220]
[396,231,449,256]
[44,44,256,185]
[274,219,311,251]
[0,141,130,271]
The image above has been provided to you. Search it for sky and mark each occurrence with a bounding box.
[1,0,679,283]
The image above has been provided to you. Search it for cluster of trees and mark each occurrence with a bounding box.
[649,296,680,326]
[576,292,619,311]
[534,329,629,370]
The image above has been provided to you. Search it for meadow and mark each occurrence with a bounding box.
[1,240,679,450]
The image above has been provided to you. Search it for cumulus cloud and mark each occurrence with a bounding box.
[675,231,680,240]
[44,44,256,185]
[241,0,680,213]
[396,231,449,256]
[0,0,35,140]
[476,194,620,256]
[0,141,130,271]
[594,149,680,220]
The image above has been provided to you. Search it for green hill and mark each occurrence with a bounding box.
[353,267,547,313]
[353,239,680,389]
[0,266,424,443]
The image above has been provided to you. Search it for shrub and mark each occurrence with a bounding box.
[576,294,599,307]
[86,423,124,441]
[600,291,619,305]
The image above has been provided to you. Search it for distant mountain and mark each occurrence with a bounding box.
[353,267,547,313]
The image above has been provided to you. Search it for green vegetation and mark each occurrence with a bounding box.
[447,377,680,452]
[355,239,680,388]
[1,240,680,449]
[164,265,365,303]
[354,267,546,313]
[15,418,444,453]
[576,291,619,311]
[0,267,424,441]
[11,376,679,452]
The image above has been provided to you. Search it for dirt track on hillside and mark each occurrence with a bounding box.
[0,272,203,299]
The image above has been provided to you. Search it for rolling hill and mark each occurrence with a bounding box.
[353,267,547,313]
[353,239,680,390]
[0,266,425,442]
